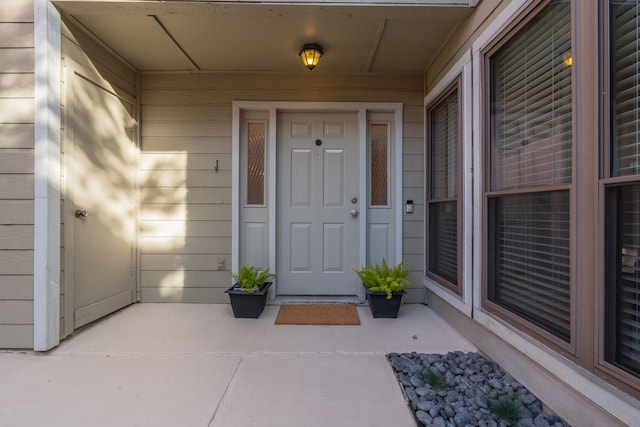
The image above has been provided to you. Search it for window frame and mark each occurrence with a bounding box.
[425,77,463,295]
[596,0,640,398]
[481,0,577,357]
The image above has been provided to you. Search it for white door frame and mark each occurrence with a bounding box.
[232,101,403,300]
[34,0,62,351]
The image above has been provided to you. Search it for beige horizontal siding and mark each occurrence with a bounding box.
[141,204,232,221]
[0,325,33,348]
[141,187,231,205]
[140,72,425,303]
[0,225,33,249]
[0,0,34,349]
[0,73,34,98]
[142,121,231,138]
[0,200,33,224]
[140,237,231,254]
[143,105,232,122]
[0,124,34,148]
[404,221,425,239]
[0,23,33,48]
[141,153,231,172]
[0,49,34,73]
[142,137,231,153]
[0,98,34,123]
[141,270,230,287]
[402,97,425,301]
[140,171,231,189]
[0,149,34,172]
[0,300,32,323]
[0,175,33,199]
[0,250,33,275]
[0,275,33,299]
[0,0,34,22]
[140,220,231,238]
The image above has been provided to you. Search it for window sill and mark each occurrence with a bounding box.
[424,277,471,317]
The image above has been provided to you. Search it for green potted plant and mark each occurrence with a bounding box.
[354,259,410,318]
[225,265,275,318]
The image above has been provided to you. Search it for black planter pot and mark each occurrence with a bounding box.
[365,288,405,318]
[225,282,273,318]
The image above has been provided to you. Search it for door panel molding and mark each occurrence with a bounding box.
[276,112,359,295]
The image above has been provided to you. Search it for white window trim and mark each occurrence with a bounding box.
[34,0,62,351]
[232,101,403,300]
[424,49,473,317]
[470,0,532,318]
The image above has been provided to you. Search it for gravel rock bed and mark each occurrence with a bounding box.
[388,351,569,427]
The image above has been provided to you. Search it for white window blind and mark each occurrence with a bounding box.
[606,1,640,377]
[428,89,459,287]
[612,1,640,177]
[490,192,571,341]
[431,91,458,200]
[487,0,572,342]
[606,184,640,376]
[490,1,572,191]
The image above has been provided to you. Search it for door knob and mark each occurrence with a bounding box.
[75,209,88,218]
[350,209,359,217]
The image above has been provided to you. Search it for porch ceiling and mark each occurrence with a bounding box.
[52,1,475,74]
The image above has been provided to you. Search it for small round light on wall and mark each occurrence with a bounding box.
[299,43,324,71]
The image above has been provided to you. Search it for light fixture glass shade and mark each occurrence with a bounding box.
[299,43,323,70]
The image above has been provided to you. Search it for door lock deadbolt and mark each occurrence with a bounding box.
[75,209,88,218]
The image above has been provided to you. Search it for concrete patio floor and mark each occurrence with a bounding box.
[0,303,476,427]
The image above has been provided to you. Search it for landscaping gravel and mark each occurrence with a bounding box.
[387,351,569,427]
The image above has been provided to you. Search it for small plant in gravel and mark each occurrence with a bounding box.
[422,368,448,390]
[488,395,525,425]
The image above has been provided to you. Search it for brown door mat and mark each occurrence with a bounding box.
[274,304,360,325]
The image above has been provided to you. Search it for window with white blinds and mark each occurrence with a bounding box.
[490,1,572,191]
[612,2,640,177]
[605,1,640,378]
[606,184,640,377]
[486,0,572,342]
[427,86,459,290]
[489,191,571,341]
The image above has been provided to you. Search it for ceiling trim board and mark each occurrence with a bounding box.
[365,19,386,73]
[151,15,201,71]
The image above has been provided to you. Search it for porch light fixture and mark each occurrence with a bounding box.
[299,43,323,70]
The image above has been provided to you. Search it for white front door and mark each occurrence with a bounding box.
[276,112,360,295]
